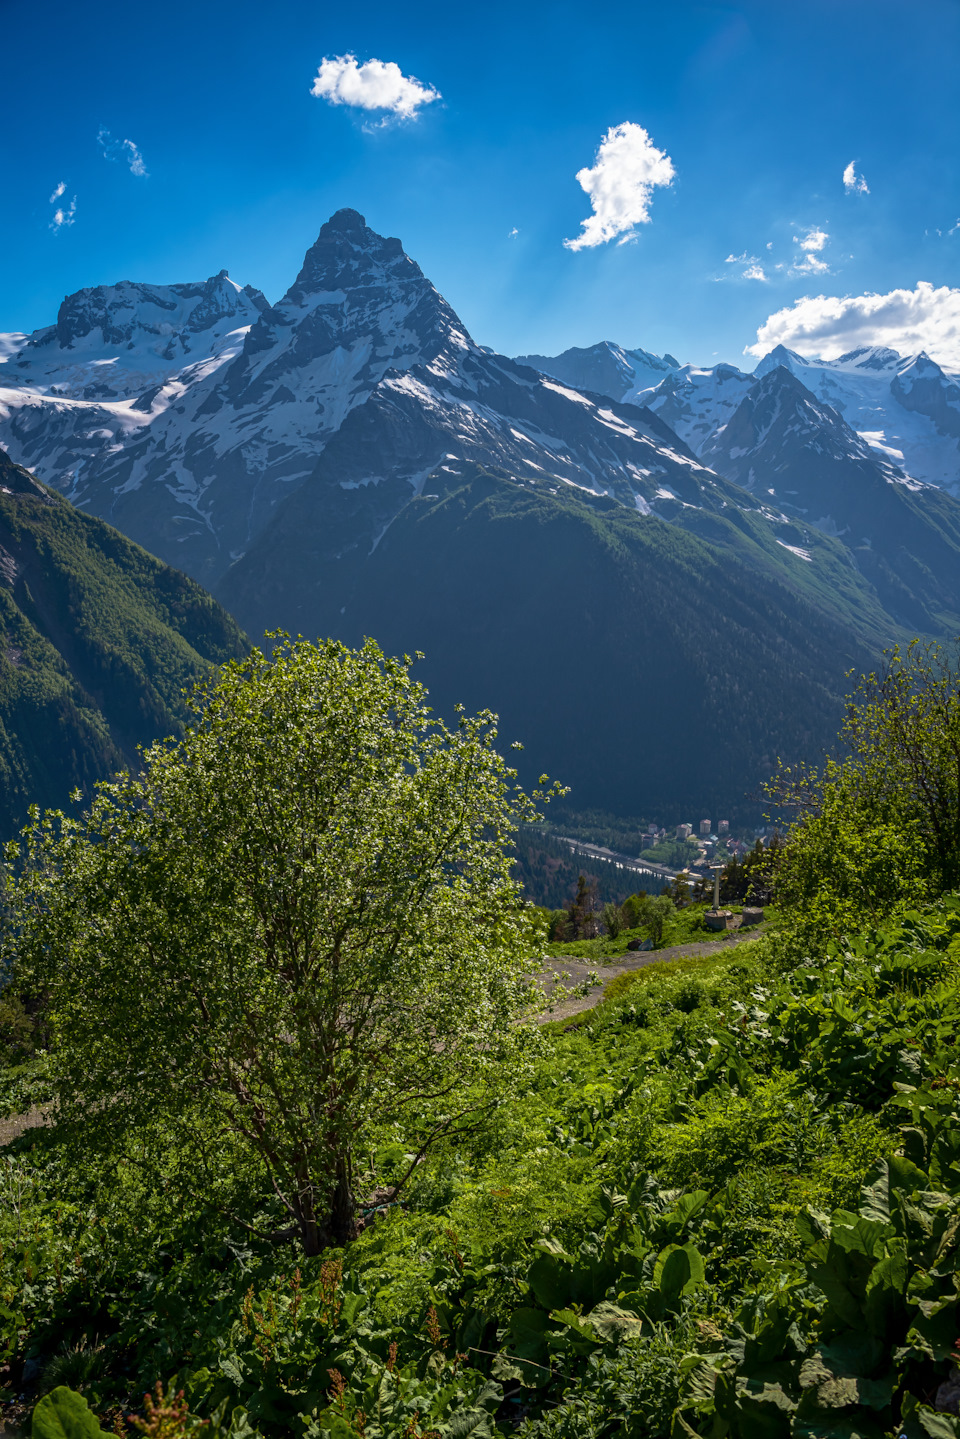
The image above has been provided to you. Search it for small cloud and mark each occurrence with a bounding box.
[746,280,960,368]
[797,227,828,253]
[98,128,148,177]
[49,194,77,231]
[766,241,773,250]
[311,54,440,120]
[49,180,66,203]
[949,218,960,236]
[509,227,519,238]
[722,251,766,280]
[790,226,830,274]
[564,121,675,251]
[842,160,869,194]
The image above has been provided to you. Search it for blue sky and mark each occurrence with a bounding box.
[3,0,959,367]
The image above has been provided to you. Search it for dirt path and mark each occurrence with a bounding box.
[537,928,763,1025]
[0,1107,46,1149]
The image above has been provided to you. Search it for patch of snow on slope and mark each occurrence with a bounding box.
[596,408,639,437]
[777,540,813,562]
[541,380,594,407]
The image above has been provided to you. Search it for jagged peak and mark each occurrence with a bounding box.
[753,344,809,376]
[281,210,418,308]
[50,271,262,350]
[833,344,901,370]
[752,363,830,410]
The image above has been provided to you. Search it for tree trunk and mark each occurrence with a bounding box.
[293,1151,355,1255]
[328,1152,355,1246]
[293,1180,322,1257]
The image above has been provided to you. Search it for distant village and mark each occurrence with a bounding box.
[642,818,746,860]
[558,817,778,890]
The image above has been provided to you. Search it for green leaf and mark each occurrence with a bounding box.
[583,1301,644,1343]
[734,1383,795,1439]
[526,1254,571,1311]
[861,1156,929,1224]
[655,1243,706,1307]
[446,1411,496,1439]
[32,1388,110,1439]
[505,1306,551,1366]
[863,1249,909,1340]
[901,1391,960,1439]
[905,1295,960,1360]
[817,1332,884,1379]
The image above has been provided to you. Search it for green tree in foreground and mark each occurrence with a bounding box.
[622,891,674,946]
[769,638,960,931]
[602,900,624,939]
[3,636,553,1255]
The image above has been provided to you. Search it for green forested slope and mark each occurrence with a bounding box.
[219,462,877,821]
[3,640,960,1439]
[0,449,248,833]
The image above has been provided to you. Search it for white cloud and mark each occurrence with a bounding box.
[563,122,675,251]
[49,194,76,231]
[798,228,828,253]
[746,281,960,368]
[311,54,440,120]
[790,226,830,274]
[722,251,767,281]
[49,180,66,203]
[508,227,519,238]
[843,160,869,194]
[98,128,148,176]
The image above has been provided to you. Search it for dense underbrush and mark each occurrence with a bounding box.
[4,898,960,1437]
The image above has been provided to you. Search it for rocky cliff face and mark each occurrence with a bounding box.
[0,211,751,587]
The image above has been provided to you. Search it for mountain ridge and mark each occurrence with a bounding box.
[0,448,248,834]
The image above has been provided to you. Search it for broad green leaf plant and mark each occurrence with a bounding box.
[4,636,554,1254]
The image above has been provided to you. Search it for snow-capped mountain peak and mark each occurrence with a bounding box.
[514,340,681,404]
[752,344,811,378]
[0,216,717,587]
[831,345,902,372]
[0,272,267,404]
[275,209,469,354]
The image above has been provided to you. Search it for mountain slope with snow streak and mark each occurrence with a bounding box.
[700,365,960,634]
[0,213,759,589]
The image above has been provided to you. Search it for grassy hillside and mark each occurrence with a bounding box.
[3,898,959,1437]
[0,449,248,833]
[218,463,879,822]
[3,636,960,1439]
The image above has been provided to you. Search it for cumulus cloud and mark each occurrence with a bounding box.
[843,161,869,194]
[49,180,66,203]
[742,263,768,282]
[746,281,960,368]
[311,54,440,120]
[564,122,675,251]
[98,128,148,176]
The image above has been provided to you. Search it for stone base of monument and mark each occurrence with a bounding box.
[740,907,765,928]
[704,909,735,931]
